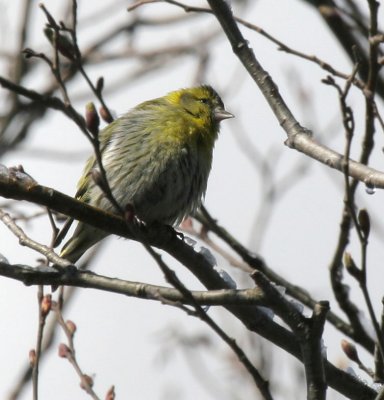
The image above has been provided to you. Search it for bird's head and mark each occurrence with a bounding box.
[167,85,234,131]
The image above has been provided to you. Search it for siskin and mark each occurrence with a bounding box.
[60,85,233,262]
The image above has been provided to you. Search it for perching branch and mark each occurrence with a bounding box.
[0,164,377,399]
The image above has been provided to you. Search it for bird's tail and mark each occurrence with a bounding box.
[60,222,107,264]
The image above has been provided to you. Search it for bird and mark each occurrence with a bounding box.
[59,85,233,263]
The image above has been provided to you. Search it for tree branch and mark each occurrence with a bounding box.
[204,0,384,190]
[0,164,377,398]
[0,261,269,305]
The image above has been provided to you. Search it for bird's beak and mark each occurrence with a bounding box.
[214,107,234,122]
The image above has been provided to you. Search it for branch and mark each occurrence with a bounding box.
[161,0,368,92]
[0,261,267,306]
[253,272,328,400]
[308,0,384,99]
[0,75,87,132]
[201,0,384,190]
[147,246,273,400]
[55,293,101,400]
[7,247,103,399]
[197,206,375,353]
[0,169,377,398]
[31,287,47,400]
[0,208,71,268]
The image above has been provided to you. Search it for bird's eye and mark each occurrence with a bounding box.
[199,98,209,104]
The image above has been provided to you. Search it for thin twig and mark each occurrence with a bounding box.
[32,287,46,400]
[67,0,113,121]
[7,246,103,399]
[0,208,71,268]
[154,0,368,92]
[54,290,101,400]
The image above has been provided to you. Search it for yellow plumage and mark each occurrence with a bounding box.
[60,85,233,262]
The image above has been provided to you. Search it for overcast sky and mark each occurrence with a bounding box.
[1,1,383,399]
